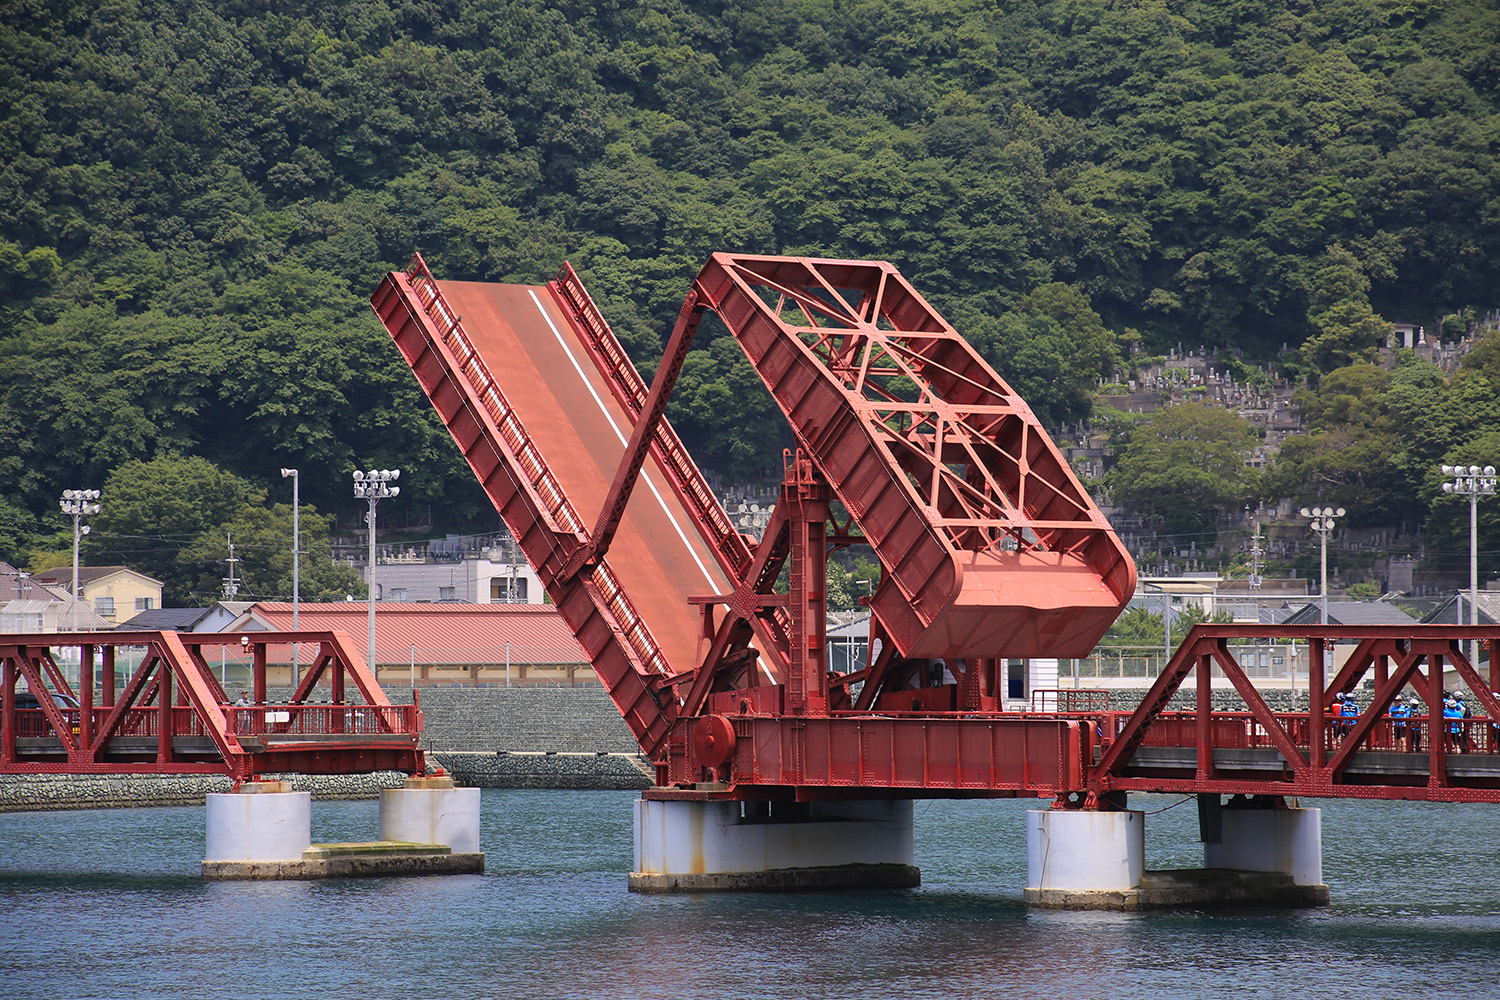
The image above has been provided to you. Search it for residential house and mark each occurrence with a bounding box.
[359,532,544,605]
[33,565,164,627]
[1280,601,1420,627]
[0,560,112,632]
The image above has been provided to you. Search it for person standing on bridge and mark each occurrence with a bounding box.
[1389,695,1410,751]
[1443,696,1465,752]
[1407,696,1424,751]
[1336,692,1358,742]
[1491,693,1499,753]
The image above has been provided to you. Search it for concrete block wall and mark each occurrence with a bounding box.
[415,686,641,753]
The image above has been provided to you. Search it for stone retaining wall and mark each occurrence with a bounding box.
[415,686,640,753]
[0,771,408,813]
[431,751,652,790]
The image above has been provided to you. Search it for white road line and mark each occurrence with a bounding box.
[528,289,721,590]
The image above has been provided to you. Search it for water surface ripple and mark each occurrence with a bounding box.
[1,790,1495,999]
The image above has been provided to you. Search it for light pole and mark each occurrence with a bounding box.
[281,468,301,686]
[59,489,100,633]
[1299,506,1344,625]
[1442,463,1497,668]
[353,468,401,672]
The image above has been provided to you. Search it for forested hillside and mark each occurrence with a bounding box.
[2,0,1498,601]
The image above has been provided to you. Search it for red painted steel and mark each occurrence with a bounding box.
[0,631,422,780]
[373,254,1500,807]
[1084,625,1500,805]
[690,253,1135,661]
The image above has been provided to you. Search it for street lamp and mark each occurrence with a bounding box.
[1442,463,1497,668]
[59,489,100,633]
[353,468,401,672]
[1299,506,1344,625]
[280,468,301,686]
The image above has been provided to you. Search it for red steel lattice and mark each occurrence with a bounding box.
[373,254,1499,806]
[0,631,422,781]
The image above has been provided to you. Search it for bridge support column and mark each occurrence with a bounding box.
[1025,807,1144,906]
[629,798,920,892]
[203,780,311,864]
[380,774,481,853]
[1204,799,1324,889]
[1025,799,1329,910]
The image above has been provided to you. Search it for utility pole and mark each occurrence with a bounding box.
[223,532,240,599]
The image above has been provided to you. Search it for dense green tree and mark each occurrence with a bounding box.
[1110,402,1259,534]
[89,456,262,600]
[0,0,1499,574]
[1301,246,1392,374]
[176,502,365,604]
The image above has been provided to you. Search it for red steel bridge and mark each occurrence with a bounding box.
[371,252,1500,809]
[0,631,422,780]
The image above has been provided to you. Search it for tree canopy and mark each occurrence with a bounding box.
[1,0,1499,591]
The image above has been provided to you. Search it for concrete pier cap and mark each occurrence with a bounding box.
[630,797,921,892]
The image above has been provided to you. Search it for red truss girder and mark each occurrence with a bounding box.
[0,631,422,781]
[689,253,1135,661]
[1088,625,1500,805]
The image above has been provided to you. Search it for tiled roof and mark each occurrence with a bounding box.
[1281,601,1419,626]
[235,602,587,666]
[34,565,165,587]
[117,608,210,631]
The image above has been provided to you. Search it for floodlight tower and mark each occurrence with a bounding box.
[59,489,101,633]
[1299,506,1344,625]
[353,468,401,672]
[1442,463,1497,668]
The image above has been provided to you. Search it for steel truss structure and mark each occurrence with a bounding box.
[0,631,422,780]
[1090,624,1500,804]
[374,253,1499,807]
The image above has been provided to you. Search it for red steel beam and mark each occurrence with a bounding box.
[0,632,421,779]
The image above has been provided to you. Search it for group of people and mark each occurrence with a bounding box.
[1332,690,1494,752]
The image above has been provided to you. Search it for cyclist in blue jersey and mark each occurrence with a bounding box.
[1337,692,1359,742]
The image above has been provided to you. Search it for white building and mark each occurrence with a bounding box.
[360,532,544,605]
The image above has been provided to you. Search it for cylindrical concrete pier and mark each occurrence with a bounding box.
[204,781,311,863]
[1205,803,1323,886]
[379,775,481,853]
[630,798,919,891]
[1026,807,1144,894]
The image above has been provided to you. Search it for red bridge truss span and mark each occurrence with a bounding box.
[372,253,1498,807]
[0,631,422,781]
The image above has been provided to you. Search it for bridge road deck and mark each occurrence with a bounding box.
[432,280,733,678]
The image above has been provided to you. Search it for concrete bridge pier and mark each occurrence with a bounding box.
[202,775,483,880]
[629,797,921,892]
[1202,794,1325,888]
[204,780,312,866]
[380,773,481,854]
[1025,795,1328,910]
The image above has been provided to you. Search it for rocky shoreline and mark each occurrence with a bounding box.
[0,751,653,813]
